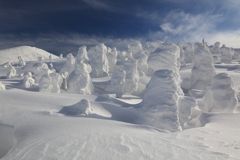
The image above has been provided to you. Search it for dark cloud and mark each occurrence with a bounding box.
[0,0,239,53]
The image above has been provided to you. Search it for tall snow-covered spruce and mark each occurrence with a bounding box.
[142,43,184,132]
[190,42,216,90]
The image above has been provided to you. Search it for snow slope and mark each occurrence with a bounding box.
[0,46,58,64]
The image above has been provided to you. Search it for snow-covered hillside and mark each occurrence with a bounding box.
[0,46,58,64]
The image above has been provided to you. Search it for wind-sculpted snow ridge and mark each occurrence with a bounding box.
[141,69,183,132]
[89,43,109,78]
[147,43,180,73]
[190,42,216,90]
[0,46,58,64]
[0,81,6,90]
[221,45,234,64]
[202,73,238,113]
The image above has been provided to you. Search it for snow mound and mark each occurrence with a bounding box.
[202,73,238,113]
[0,46,58,64]
[141,69,183,132]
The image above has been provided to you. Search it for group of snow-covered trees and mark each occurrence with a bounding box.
[1,39,239,132]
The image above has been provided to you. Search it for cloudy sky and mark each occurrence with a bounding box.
[0,0,240,54]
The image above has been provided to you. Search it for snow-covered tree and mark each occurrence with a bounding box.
[141,69,183,132]
[6,65,16,79]
[184,43,194,63]
[22,72,35,88]
[67,60,94,94]
[106,47,118,73]
[111,69,126,98]
[59,53,76,79]
[190,42,216,90]
[18,56,26,66]
[221,45,234,64]
[89,43,109,78]
[202,73,238,112]
[123,57,139,94]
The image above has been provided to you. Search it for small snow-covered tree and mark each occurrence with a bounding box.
[107,47,118,73]
[22,72,35,88]
[123,57,139,94]
[89,43,109,78]
[0,81,6,90]
[202,73,238,113]
[59,53,76,79]
[111,69,126,98]
[6,65,16,79]
[18,56,26,66]
[67,60,94,94]
[221,45,234,64]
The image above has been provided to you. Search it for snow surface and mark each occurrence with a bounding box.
[1,43,240,160]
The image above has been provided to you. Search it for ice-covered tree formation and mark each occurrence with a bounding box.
[59,53,76,78]
[202,73,238,113]
[22,72,35,88]
[111,69,126,98]
[30,62,49,83]
[221,45,234,64]
[77,46,89,63]
[107,47,118,73]
[18,56,26,66]
[38,71,62,93]
[89,43,109,78]
[59,99,93,116]
[190,42,216,90]
[129,41,148,76]
[178,97,197,128]
[147,43,180,73]
[123,57,139,94]
[39,72,52,92]
[6,65,16,79]
[177,41,186,66]
[184,43,195,63]
[210,42,221,55]
[144,40,163,55]
[59,54,63,58]
[141,69,183,132]
[67,60,94,94]
[0,81,6,90]
[232,49,240,61]
[50,72,63,93]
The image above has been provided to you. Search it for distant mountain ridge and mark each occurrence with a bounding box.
[0,46,58,64]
